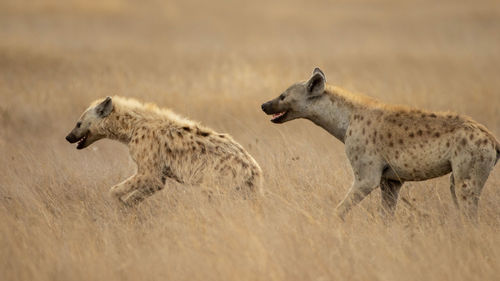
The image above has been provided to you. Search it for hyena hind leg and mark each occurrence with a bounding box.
[453,178,483,224]
[452,160,494,224]
[380,178,403,218]
[236,171,264,199]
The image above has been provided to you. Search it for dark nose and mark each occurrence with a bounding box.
[261,102,269,113]
[66,134,75,143]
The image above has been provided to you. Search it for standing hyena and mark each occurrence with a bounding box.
[262,68,500,222]
[66,96,262,206]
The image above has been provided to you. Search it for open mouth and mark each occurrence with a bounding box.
[270,111,288,123]
[76,133,89,149]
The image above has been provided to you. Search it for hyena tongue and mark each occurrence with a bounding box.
[272,112,286,119]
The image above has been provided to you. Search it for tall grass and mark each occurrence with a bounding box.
[1,0,500,280]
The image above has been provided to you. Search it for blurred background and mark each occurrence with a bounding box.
[1,0,500,280]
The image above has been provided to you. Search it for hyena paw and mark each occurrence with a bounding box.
[109,186,122,199]
[335,208,346,222]
[109,186,132,207]
[121,190,145,207]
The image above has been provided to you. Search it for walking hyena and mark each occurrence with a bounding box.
[262,68,500,222]
[66,96,262,206]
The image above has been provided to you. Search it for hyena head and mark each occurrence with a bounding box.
[65,97,113,150]
[261,67,326,123]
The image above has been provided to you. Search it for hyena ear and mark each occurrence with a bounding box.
[307,67,326,94]
[312,67,325,78]
[96,96,113,117]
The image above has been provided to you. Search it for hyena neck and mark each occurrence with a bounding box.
[100,111,140,144]
[304,87,358,143]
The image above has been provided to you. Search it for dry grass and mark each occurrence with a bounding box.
[1,0,500,280]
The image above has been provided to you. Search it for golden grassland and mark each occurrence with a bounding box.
[1,0,500,280]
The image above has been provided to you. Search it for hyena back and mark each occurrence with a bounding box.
[262,68,499,222]
[66,96,262,206]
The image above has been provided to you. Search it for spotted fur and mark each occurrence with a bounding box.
[262,68,499,222]
[66,96,262,206]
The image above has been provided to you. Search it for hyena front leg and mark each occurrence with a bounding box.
[109,174,139,201]
[121,184,162,206]
[110,174,164,206]
[380,178,403,217]
[336,163,383,220]
[449,173,459,209]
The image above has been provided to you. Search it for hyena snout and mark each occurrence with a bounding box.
[261,101,274,114]
[261,99,290,124]
[65,125,84,142]
[65,127,85,144]
[65,133,78,143]
[261,99,284,115]
[65,127,91,149]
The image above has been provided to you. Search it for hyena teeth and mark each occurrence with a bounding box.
[78,135,87,144]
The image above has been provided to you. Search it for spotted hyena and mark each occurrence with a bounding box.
[262,68,499,222]
[66,96,262,206]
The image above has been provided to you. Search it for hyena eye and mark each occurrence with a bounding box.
[76,122,82,128]
[279,94,286,101]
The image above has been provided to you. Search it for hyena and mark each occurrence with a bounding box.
[262,68,500,222]
[66,96,262,206]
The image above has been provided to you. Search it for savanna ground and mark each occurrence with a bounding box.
[1,0,500,280]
